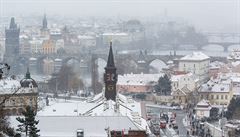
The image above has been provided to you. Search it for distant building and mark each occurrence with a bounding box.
[227,49,240,63]
[102,32,130,45]
[172,86,192,107]
[178,52,210,83]
[0,69,38,115]
[77,35,96,48]
[27,42,152,136]
[195,99,212,119]
[4,17,20,63]
[42,58,54,75]
[198,73,239,106]
[117,73,163,93]
[29,39,44,54]
[171,72,197,92]
[50,28,62,41]
[42,39,56,54]
[40,14,50,37]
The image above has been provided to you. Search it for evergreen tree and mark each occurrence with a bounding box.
[16,106,40,137]
[154,74,171,95]
[226,97,240,119]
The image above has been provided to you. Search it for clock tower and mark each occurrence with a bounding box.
[104,42,118,101]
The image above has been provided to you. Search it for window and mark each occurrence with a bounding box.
[221,95,223,100]
[216,95,219,99]
[194,64,195,68]
[225,95,228,99]
[211,95,214,99]
[184,64,185,67]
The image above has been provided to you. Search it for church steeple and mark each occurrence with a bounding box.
[42,14,48,29]
[106,41,115,68]
[104,41,118,101]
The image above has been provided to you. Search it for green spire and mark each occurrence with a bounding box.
[25,67,31,79]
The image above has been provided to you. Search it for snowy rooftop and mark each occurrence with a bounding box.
[117,73,164,86]
[231,61,240,67]
[180,52,210,61]
[200,82,230,93]
[10,116,140,137]
[209,61,225,69]
[0,78,38,95]
[227,49,240,60]
[0,79,21,95]
[102,32,128,36]
[37,93,150,133]
[196,99,211,107]
[77,35,95,39]
[171,73,193,82]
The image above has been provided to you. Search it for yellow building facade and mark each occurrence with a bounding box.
[42,39,56,54]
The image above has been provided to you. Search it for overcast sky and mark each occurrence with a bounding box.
[0,0,239,32]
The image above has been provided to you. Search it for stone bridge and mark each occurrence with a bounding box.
[159,33,240,52]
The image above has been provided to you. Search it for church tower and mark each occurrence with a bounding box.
[4,17,20,58]
[104,42,118,101]
[40,14,49,37]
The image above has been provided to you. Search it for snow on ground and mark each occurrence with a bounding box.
[36,93,151,134]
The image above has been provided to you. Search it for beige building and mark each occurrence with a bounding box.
[198,79,233,106]
[178,52,210,83]
[195,99,212,119]
[42,39,56,54]
[171,86,192,107]
[117,73,164,93]
[171,72,197,92]
[0,69,38,115]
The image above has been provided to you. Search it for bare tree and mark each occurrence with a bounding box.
[0,63,20,136]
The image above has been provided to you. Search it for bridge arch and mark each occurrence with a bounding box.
[228,44,240,51]
[148,59,167,73]
[202,44,224,51]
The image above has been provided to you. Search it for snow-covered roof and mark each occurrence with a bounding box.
[227,49,240,60]
[10,116,139,137]
[209,61,225,69]
[196,99,211,107]
[37,93,150,133]
[201,72,240,93]
[0,79,21,95]
[200,83,230,93]
[231,61,240,67]
[171,73,193,82]
[180,52,210,61]
[117,73,164,86]
[102,32,128,36]
[29,57,37,61]
[54,58,62,62]
[77,35,95,39]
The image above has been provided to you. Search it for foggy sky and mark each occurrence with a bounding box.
[1,0,240,32]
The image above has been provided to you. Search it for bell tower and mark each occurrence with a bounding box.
[104,41,118,101]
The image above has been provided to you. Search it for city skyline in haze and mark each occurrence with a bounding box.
[0,0,239,32]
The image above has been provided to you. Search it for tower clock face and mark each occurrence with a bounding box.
[107,85,114,91]
[106,73,115,82]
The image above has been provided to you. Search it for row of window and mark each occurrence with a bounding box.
[201,94,228,100]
